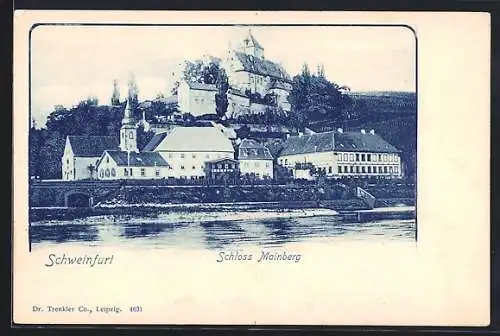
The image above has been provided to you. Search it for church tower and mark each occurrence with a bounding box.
[119,99,138,152]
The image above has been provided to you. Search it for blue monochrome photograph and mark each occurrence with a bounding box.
[28,25,417,250]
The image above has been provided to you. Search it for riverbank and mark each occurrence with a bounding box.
[29,198,415,223]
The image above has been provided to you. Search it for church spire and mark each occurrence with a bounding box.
[119,99,138,152]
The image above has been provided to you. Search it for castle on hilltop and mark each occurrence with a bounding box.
[177,30,293,118]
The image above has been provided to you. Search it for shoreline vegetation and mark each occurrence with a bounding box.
[30,198,415,223]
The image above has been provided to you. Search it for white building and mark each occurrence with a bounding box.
[175,31,293,119]
[221,31,293,113]
[142,126,235,179]
[177,80,217,117]
[278,129,403,179]
[237,139,274,179]
[61,135,118,180]
[96,150,170,180]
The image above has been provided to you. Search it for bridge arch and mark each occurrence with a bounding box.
[64,191,93,208]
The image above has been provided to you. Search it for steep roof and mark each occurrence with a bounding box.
[279,131,400,156]
[186,82,217,92]
[103,150,169,167]
[143,126,234,152]
[234,52,292,83]
[68,136,119,157]
[238,139,273,160]
[245,32,263,49]
[142,132,168,152]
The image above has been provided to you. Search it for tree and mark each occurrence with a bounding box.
[128,72,139,109]
[215,68,229,118]
[288,67,352,129]
[111,79,121,105]
[182,59,222,85]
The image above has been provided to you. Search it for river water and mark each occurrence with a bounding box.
[30,211,416,249]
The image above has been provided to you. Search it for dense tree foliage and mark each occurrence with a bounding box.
[288,63,352,130]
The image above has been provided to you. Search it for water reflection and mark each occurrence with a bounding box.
[30,214,416,249]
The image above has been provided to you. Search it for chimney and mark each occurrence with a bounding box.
[369,129,375,135]
[360,129,366,134]
[337,128,343,133]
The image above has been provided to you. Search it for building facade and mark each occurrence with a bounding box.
[61,135,118,181]
[237,138,274,179]
[278,129,403,179]
[96,150,170,180]
[177,80,217,117]
[204,158,240,182]
[143,126,235,179]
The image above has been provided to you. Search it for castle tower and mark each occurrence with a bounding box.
[242,29,264,59]
[119,100,138,152]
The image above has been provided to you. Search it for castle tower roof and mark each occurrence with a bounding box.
[244,30,263,50]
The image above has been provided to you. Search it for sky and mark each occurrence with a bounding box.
[30,25,416,127]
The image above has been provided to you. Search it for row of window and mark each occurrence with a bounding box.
[193,97,215,104]
[337,153,399,163]
[98,167,161,178]
[242,162,271,168]
[167,153,231,160]
[337,165,399,174]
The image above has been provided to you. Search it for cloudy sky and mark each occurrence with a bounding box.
[30,25,416,126]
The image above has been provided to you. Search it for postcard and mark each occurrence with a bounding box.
[13,11,490,325]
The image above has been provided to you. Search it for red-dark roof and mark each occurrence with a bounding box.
[103,150,169,167]
[142,132,168,152]
[280,131,400,156]
[237,139,273,160]
[234,52,292,82]
[68,136,119,157]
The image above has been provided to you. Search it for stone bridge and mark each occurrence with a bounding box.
[30,180,124,208]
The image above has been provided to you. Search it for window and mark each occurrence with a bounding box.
[343,154,348,161]
[367,154,371,162]
[129,168,133,176]
[361,166,366,173]
[244,162,249,168]
[373,166,377,173]
[111,168,116,177]
[350,154,354,161]
[338,154,342,162]
[224,164,229,169]
[378,166,383,173]
[124,168,128,176]
[356,166,360,173]
[368,166,372,173]
[205,154,210,159]
[99,169,104,178]
[192,154,196,159]
[181,165,185,170]
[285,159,288,165]
[350,166,354,173]
[383,155,388,162]
[192,166,196,170]
[335,166,339,173]
[180,153,185,159]
[361,154,365,162]
[66,159,69,165]
[168,153,173,159]
[373,155,377,162]
[356,154,360,161]
[394,166,399,173]
[383,166,388,173]
[155,169,160,177]
[344,165,348,173]
[389,166,393,173]
[265,162,270,168]
[217,163,222,169]
[395,156,400,162]
[141,168,145,176]
[106,156,109,163]
[129,131,134,139]
[378,154,382,161]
